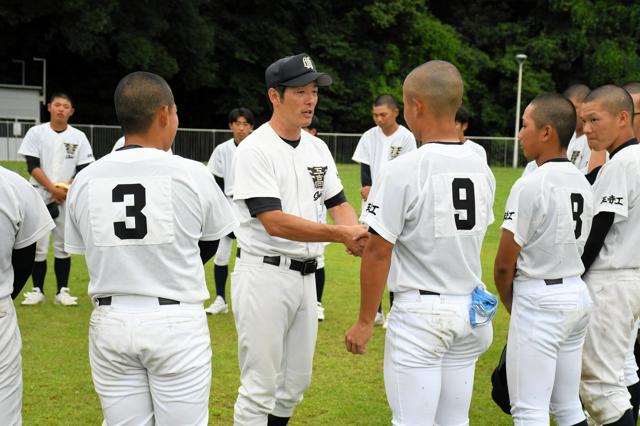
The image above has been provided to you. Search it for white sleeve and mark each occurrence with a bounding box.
[232,147,281,200]
[14,180,55,249]
[592,162,629,222]
[402,132,417,153]
[209,145,225,178]
[351,133,370,165]
[501,179,538,247]
[76,133,95,166]
[195,165,239,240]
[18,127,41,158]
[64,182,86,254]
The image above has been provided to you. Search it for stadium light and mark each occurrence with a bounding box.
[512,53,527,168]
[33,57,47,105]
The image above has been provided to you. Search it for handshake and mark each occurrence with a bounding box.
[339,224,370,257]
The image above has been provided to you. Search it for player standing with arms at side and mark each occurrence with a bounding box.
[204,107,254,315]
[494,94,594,425]
[345,60,496,425]
[64,72,238,425]
[578,85,640,426]
[0,166,54,425]
[231,53,367,426]
[18,92,94,306]
[352,94,416,326]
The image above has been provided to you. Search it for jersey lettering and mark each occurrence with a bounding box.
[452,178,476,230]
[112,184,148,239]
[570,192,584,239]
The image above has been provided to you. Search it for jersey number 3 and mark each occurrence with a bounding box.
[112,184,148,239]
[570,193,584,239]
[452,178,476,230]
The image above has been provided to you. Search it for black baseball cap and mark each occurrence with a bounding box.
[265,53,333,89]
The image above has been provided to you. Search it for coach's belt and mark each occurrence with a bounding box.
[96,296,180,306]
[544,278,563,285]
[236,248,317,276]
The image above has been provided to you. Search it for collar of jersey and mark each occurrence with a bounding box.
[115,144,144,151]
[540,157,570,166]
[609,138,638,159]
[425,141,464,145]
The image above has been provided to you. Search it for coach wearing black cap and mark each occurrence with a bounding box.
[230,54,367,425]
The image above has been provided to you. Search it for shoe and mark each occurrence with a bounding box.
[317,302,325,321]
[374,311,385,326]
[205,296,228,315]
[54,287,78,306]
[22,288,45,305]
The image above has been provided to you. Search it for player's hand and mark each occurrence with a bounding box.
[345,320,374,354]
[342,225,369,256]
[360,186,371,200]
[49,186,68,204]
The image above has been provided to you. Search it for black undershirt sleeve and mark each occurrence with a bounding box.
[324,190,347,209]
[581,211,615,274]
[585,165,602,185]
[246,197,282,217]
[214,176,225,193]
[198,240,220,264]
[11,243,36,300]
[74,163,90,176]
[25,156,40,174]
[361,164,372,187]
[368,227,379,235]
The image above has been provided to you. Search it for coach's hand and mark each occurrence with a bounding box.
[342,225,369,257]
[345,320,374,354]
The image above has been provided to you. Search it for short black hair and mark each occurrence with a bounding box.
[49,92,73,106]
[228,108,255,126]
[529,93,576,149]
[114,71,174,135]
[455,106,469,124]
[584,84,634,117]
[373,94,398,110]
[563,84,591,103]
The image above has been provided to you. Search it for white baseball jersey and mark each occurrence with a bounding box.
[207,138,237,197]
[567,133,591,174]
[522,160,538,176]
[589,142,640,270]
[361,142,496,295]
[113,137,173,154]
[465,139,488,163]
[0,167,55,299]
[64,148,238,303]
[352,125,416,183]
[232,122,343,259]
[18,123,94,201]
[501,159,594,279]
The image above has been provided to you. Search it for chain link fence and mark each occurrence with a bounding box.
[0,121,524,167]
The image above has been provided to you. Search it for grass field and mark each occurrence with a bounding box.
[1,160,522,425]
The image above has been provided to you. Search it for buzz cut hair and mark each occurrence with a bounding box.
[562,84,591,103]
[583,84,634,117]
[114,71,174,135]
[529,93,577,149]
[228,107,255,126]
[455,106,469,124]
[373,94,399,110]
[49,92,73,106]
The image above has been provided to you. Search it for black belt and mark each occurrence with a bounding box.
[544,278,563,285]
[393,290,440,297]
[96,296,180,306]
[237,248,317,276]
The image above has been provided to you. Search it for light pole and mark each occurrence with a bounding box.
[512,53,527,168]
[33,57,47,105]
[11,59,25,85]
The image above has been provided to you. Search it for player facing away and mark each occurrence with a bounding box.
[578,85,640,426]
[352,94,417,326]
[494,94,594,425]
[230,53,368,426]
[0,166,54,425]
[345,60,496,426]
[64,72,238,425]
[204,107,255,315]
[18,92,94,306]
[455,106,488,163]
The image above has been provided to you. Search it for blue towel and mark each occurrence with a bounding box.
[470,286,498,328]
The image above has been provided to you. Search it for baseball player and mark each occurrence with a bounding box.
[494,93,594,425]
[204,107,254,315]
[0,166,55,425]
[455,106,488,163]
[231,53,367,426]
[345,60,496,425]
[18,92,94,306]
[352,94,416,326]
[578,85,640,426]
[64,71,238,425]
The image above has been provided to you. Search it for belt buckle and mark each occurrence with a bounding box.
[301,259,318,276]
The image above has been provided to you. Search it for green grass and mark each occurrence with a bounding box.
[2,160,522,425]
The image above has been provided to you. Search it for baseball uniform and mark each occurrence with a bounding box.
[231,122,345,424]
[113,136,173,154]
[580,140,640,424]
[0,166,54,425]
[502,159,594,425]
[567,133,591,174]
[465,139,488,163]
[64,147,238,425]
[361,141,496,425]
[18,122,94,262]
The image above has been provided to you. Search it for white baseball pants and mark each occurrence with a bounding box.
[623,320,639,387]
[231,253,317,426]
[580,269,640,425]
[384,290,493,426]
[214,235,234,266]
[0,297,22,426]
[507,276,592,426]
[89,296,211,426]
[35,202,68,261]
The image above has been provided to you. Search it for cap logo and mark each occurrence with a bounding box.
[302,56,314,70]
